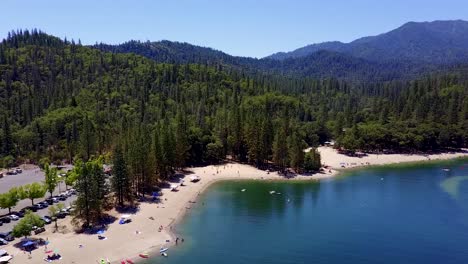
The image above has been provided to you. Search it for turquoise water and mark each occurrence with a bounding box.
[150,160,468,264]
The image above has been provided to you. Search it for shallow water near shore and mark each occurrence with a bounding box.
[149,160,468,264]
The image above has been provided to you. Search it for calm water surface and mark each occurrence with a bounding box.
[150,160,468,264]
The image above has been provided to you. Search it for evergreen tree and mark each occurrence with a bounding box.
[112,145,131,206]
[2,116,14,156]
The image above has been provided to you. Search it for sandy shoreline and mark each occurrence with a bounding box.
[2,147,467,264]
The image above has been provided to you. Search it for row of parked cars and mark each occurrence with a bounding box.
[0,168,22,178]
[0,189,77,245]
[0,189,76,225]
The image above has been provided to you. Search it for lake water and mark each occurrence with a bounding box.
[150,160,468,264]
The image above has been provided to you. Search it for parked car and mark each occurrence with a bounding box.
[58,195,67,201]
[33,226,45,235]
[5,170,16,175]
[0,221,3,226]
[14,168,22,173]
[21,206,36,213]
[31,204,42,211]
[0,238,8,245]
[10,211,24,218]
[60,209,70,215]
[0,217,11,224]
[38,201,49,208]
[56,212,66,219]
[0,232,14,242]
[52,197,59,203]
[68,189,77,195]
[8,214,19,221]
[45,198,54,205]
[41,216,51,225]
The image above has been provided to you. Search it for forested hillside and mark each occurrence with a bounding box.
[94,40,441,82]
[268,20,468,64]
[0,30,467,177]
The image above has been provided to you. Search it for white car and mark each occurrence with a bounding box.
[8,215,19,221]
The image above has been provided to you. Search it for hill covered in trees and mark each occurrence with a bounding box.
[94,40,443,82]
[0,29,467,180]
[268,20,468,64]
[94,20,468,82]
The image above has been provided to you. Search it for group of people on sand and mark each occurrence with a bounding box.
[175,237,185,245]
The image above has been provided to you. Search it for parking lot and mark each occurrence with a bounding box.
[0,165,75,234]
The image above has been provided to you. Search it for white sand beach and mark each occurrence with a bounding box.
[2,147,467,264]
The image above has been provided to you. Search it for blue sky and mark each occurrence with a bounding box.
[1,0,467,58]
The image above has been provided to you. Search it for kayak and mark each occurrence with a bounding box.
[126,259,134,264]
[159,248,168,253]
[139,253,149,258]
[161,252,168,257]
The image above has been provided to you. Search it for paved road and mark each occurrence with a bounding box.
[0,165,75,234]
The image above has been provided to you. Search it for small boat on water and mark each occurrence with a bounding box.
[241,189,246,192]
[443,168,450,172]
[161,252,168,257]
[269,191,275,194]
[139,253,149,258]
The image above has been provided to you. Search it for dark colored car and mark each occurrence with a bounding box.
[56,212,66,219]
[0,238,8,245]
[0,217,11,224]
[33,226,45,235]
[38,202,49,208]
[41,216,52,225]
[58,195,67,201]
[32,204,42,211]
[0,232,14,242]
[11,211,24,218]
[46,198,54,205]
[23,206,37,212]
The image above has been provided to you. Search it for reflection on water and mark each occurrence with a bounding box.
[440,176,468,199]
[154,160,468,264]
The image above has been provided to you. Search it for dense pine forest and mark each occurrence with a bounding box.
[0,29,467,177]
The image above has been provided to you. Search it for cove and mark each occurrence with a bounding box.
[151,160,468,264]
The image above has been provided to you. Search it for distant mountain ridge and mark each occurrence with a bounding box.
[91,20,468,82]
[267,20,468,64]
